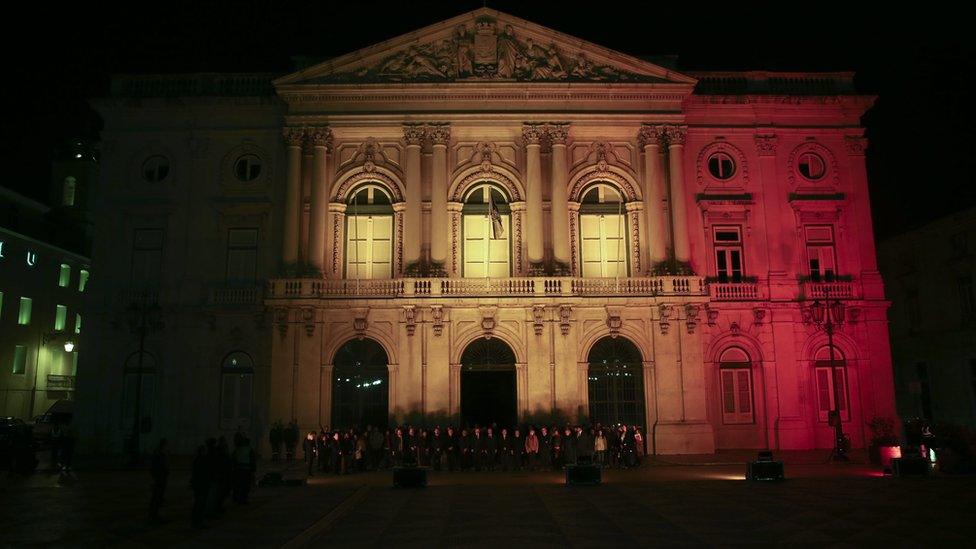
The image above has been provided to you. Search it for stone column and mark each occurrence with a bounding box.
[549,124,571,272]
[307,127,332,275]
[523,124,545,271]
[392,202,406,277]
[567,201,580,276]
[282,127,304,266]
[403,124,425,270]
[447,202,463,277]
[327,202,346,277]
[665,126,691,266]
[429,124,451,271]
[509,201,526,275]
[639,124,668,270]
[320,364,334,427]
[626,201,644,275]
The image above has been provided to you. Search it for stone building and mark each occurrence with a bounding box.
[78,8,896,455]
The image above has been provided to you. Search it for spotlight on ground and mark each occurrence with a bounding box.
[393,466,428,488]
[746,450,784,481]
[566,460,601,485]
[892,449,930,477]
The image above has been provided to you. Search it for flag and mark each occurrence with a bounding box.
[488,189,505,239]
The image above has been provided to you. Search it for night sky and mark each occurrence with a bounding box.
[6,1,973,239]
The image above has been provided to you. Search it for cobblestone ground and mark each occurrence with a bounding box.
[2,452,975,547]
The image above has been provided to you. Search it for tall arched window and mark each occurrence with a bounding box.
[579,183,628,277]
[332,338,389,428]
[345,185,394,279]
[719,348,754,424]
[814,346,848,422]
[462,183,511,278]
[220,351,254,429]
[63,176,76,207]
[460,337,517,428]
[587,336,645,427]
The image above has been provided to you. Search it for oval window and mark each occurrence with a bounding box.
[798,152,826,180]
[707,152,736,180]
[234,154,262,182]
[142,156,170,183]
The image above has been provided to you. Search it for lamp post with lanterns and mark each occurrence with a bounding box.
[126,290,163,464]
[808,298,849,461]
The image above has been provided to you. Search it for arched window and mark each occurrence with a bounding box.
[345,184,394,279]
[63,176,76,207]
[462,183,511,278]
[220,351,254,429]
[579,183,628,277]
[719,348,753,424]
[587,336,645,427]
[332,338,389,429]
[122,351,156,432]
[814,346,848,422]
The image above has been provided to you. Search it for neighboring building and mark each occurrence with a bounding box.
[78,8,895,456]
[879,207,976,428]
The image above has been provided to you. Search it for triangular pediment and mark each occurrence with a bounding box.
[275,8,696,86]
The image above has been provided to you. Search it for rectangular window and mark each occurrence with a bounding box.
[131,229,164,287]
[958,277,976,322]
[226,228,259,284]
[74,313,82,334]
[346,216,393,279]
[55,305,67,331]
[463,213,511,278]
[815,366,849,422]
[220,372,254,429]
[720,368,754,424]
[59,264,71,287]
[121,373,155,429]
[580,214,627,278]
[78,269,89,292]
[71,352,79,376]
[805,225,837,281]
[18,297,32,325]
[12,345,27,374]
[713,226,744,283]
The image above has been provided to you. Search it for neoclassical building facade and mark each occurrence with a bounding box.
[78,9,896,455]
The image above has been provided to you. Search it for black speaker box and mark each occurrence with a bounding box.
[746,460,785,481]
[566,464,601,485]
[892,456,929,476]
[393,466,428,488]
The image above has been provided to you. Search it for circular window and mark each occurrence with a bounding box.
[798,152,826,180]
[233,154,262,182]
[707,152,736,180]
[141,156,170,183]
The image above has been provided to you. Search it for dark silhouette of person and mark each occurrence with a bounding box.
[190,445,209,528]
[148,438,168,523]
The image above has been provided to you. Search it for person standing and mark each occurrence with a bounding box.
[512,429,524,471]
[459,428,472,471]
[499,429,512,471]
[148,438,168,523]
[594,429,607,467]
[190,445,209,529]
[269,422,283,463]
[368,426,385,471]
[485,428,498,471]
[232,433,256,503]
[304,432,317,476]
[445,427,459,472]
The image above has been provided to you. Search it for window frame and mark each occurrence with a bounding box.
[344,185,395,280]
[718,348,754,425]
[225,228,259,286]
[232,154,263,182]
[707,151,736,181]
[131,229,164,287]
[461,183,512,278]
[578,183,629,278]
[797,151,827,181]
[814,347,849,422]
[712,225,744,283]
[219,351,254,430]
[12,344,27,375]
[804,225,837,281]
[18,297,32,326]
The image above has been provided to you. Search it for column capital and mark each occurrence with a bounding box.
[625,201,644,212]
[307,126,333,150]
[567,200,581,213]
[428,123,451,146]
[522,123,545,145]
[446,201,464,213]
[328,201,347,214]
[509,200,526,212]
[403,123,426,146]
[392,201,408,213]
[662,125,687,147]
[283,127,305,147]
[637,124,665,148]
[844,135,867,156]
[754,134,778,157]
[546,123,570,144]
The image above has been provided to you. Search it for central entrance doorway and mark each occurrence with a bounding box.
[460,338,517,428]
[332,338,389,429]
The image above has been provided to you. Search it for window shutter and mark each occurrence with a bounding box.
[736,370,752,413]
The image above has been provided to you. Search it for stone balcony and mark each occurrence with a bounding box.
[265,276,706,300]
[708,281,764,301]
[800,280,859,300]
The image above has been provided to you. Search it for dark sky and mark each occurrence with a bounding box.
[5,1,974,239]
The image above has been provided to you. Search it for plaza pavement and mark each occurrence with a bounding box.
[1,450,974,547]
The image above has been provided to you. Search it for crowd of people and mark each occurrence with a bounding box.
[174,433,258,528]
[296,423,646,475]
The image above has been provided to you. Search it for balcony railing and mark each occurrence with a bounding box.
[709,282,762,301]
[47,374,76,391]
[208,287,263,306]
[802,280,858,300]
[266,276,706,299]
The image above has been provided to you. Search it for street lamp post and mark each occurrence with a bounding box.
[809,298,848,461]
[126,290,163,465]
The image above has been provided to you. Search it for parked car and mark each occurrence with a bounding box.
[31,400,74,447]
[0,417,37,474]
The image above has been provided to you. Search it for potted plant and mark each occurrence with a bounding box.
[868,416,901,465]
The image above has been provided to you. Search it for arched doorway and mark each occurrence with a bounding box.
[332,338,389,429]
[460,338,517,428]
[587,336,646,427]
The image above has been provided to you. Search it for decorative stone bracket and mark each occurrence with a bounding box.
[301,307,315,337]
[559,305,573,336]
[403,305,417,336]
[704,304,719,327]
[532,305,546,336]
[275,307,289,337]
[430,305,446,336]
[658,304,673,335]
[352,307,369,338]
[685,304,700,334]
[606,306,623,338]
[480,306,498,339]
[753,308,766,326]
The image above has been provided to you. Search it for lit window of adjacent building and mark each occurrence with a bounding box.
[71,352,79,376]
[78,269,89,292]
[713,226,744,283]
[345,185,394,280]
[220,351,254,429]
[63,176,76,206]
[12,345,27,374]
[814,346,849,422]
[0,291,3,320]
[798,152,826,180]
[579,183,628,278]
[463,183,511,278]
[142,155,170,183]
[233,154,262,182]
[958,276,976,322]
[131,229,164,287]
[59,264,71,287]
[18,297,32,325]
[719,348,754,424]
[226,228,259,285]
[805,225,837,281]
[707,152,736,180]
[74,313,82,334]
[55,305,67,331]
